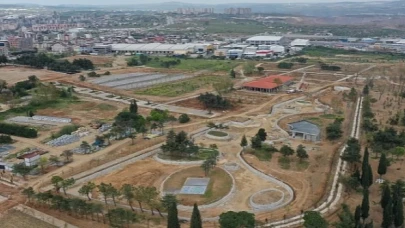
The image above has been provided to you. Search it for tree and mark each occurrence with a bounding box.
[326,119,343,140]
[167,201,180,228]
[354,205,362,228]
[361,147,372,189]
[121,184,135,211]
[201,156,216,176]
[392,180,405,228]
[80,141,91,154]
[363,84,369,95]
[391,146,405,160]
[296,144,309,161]
[240,135,248,148]
[229,69,236,78]
[51,176,64,192]
[257,66,264,74]
[251,136,262,149]
[378,153,388,179]
[303,211,328,228]
[49,155,60,165]
[161,194,178,210]
[219,211,255,228]
[381,198,393,228]
[61,150,73,163]
[98,183,110,205]
[361,189,370,222]
[134,186,146,212]
[12,163,32,180]
[190,203,202,228]
[178,114,190,123]
[79,75,86,81]
[61,178,75,196]
[341,138,361,168]
[37,156,48,174]
[334,204,355,228]
[129,100,138,114]
[256,128,267,141]
[280,145,295,157]
[107,208,137,228]
[144,186,159,215]
[22,187,35,203]
[79,182,96,201]
[108,184,120,207]
[381,183,391,209]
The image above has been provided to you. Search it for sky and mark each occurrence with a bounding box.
[0,0,395,5]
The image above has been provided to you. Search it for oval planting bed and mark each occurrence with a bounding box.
[205,130,231,141]
[162,166,233,206]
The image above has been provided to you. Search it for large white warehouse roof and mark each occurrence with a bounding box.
[246,36,283,42]
[111,43,211,52]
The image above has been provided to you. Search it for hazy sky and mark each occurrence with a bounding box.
[0,0,395,5]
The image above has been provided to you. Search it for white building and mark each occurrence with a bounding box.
[51,43,69,53]
[21,153,41,167]
[246,36,284,45]
[111,43,213,56]
[290,39,310,47]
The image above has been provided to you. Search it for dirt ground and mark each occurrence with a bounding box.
[162,166,233,206]
[0,209,57,228]
[0,66,65,85]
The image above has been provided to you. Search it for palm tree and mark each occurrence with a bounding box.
[120,184,135,211]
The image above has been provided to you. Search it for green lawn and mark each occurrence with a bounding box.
[207,130,228,137]
[134,75,230,97]
[145,57,239,72]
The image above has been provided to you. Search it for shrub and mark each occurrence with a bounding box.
[178,114,190,123]
[52,125,79,139]
[0,134,12,144]
[0,123,37,138]
[277,62,294,69]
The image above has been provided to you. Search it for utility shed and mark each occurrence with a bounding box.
[288,120,320,142]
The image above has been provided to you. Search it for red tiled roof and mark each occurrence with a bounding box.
[243,75,293,90]
[20,152,40,159]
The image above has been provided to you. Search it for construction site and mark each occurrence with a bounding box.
[1,54,404,228]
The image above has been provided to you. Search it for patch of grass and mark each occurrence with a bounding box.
[296,160,310,171]
[0,98,81,121]
[207,131,228,137]
[51,124,80,139]
[96,103,116,111]
[320,114,337,119]
[305,117,323,126]
[254,149,272,161]
[134,75,229,97]
[145,57,238,72]
[278,156,291,170]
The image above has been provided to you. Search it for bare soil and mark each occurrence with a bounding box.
[0,209,57,228]
[0,66,65,85]
[63,55,113,66]
[252,190,284,205]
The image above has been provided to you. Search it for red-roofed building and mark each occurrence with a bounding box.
[243,75,294,93]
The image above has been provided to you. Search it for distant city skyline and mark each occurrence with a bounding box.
[0,0,396,5]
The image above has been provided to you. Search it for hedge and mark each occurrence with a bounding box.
[0,123,38,138]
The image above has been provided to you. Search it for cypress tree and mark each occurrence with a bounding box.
[381,198,393,228]
[367,164,373,187]
[361,147,371,189]
[381,184,391,209]
[240,135,247,148]
[190,203,202,228]
[377,153,388,179]
[393,181,404,228]
[167,202,180,228]
[354,205,362,228]
[364,221,373,228]
[361,188,370,222]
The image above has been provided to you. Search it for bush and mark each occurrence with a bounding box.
[52,125,79,139]
[326,119,343,140]
[0,123,37,138]
[178,114,190,123]
[87,71,100,77]
[198,92,231,110]
[0,134,12,144]
[320,64,341,71]
[277,62,294,69]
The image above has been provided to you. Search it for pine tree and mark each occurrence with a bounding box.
[377,153,388,179]
[167,202,180,228]
[381,198,393,228]
[354,205,362,228]
[190,203,202,228]
[381,184,391,209]
[361,188,370,222]
[240,135,247,148]
[129,100,138,114]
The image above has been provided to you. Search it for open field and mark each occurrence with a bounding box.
[145,57,239,72]
[0,209,57,228]
[0,66,65,85]
[163,166,233,206]
[134,75,229,97]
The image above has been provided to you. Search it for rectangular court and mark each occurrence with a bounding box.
[179,177,210,195]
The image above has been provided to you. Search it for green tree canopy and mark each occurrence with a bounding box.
[303,211,328,228]
[219,211,255,228]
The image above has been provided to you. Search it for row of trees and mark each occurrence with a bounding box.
[0,134,12,144]
[0,122,38,138]
[326,118,344,140]
[15,54,94,73]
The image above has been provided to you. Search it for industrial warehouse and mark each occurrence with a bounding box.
[110,43,214,55]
